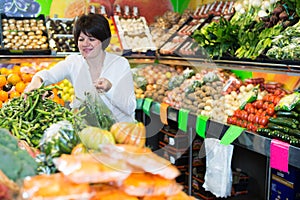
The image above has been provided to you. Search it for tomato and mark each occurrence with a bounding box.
[273,96,281,105]
[241,110,248,121]
[266,107,275,116]
[236,119,242,127]
[247,113,255,123]
[252,124,258,132]
[259,116,268,126]
[241,120,248,128]
[254,115,260,124]
[244,103,253,112]
[268,95,275,103]
[262,101,270,110]
[255,100,264,109]
[249,107,256,114]
[231,116,237,125]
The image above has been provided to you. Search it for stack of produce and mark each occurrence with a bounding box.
[191,0,299,60]
[0,87,79,148]
[257,93,300,146]
[266,20,300,60]
[132,64,182,101]
[150,9,193,49]
[20,144,195,200]
[0,128,38,199]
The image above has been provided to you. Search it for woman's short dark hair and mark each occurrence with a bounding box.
[73,13,111,50]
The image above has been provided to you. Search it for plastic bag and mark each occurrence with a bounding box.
[203,138,234,198]
[77,91,116,131]
[36,120,79,174]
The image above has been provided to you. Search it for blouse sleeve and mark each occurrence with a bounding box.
[33,56,75,86]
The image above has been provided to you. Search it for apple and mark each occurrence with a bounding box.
[113,0,174,23]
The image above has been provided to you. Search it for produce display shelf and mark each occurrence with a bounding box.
[144,100,300,169]
[157,56,300,75]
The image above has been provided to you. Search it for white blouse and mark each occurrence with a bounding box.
[34,52,136,122]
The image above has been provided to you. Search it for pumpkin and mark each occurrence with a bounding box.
[78,126,115,150]
[110,122,146,148]
[71,143,88,155]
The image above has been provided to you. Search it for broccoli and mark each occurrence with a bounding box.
[0,129,38,182]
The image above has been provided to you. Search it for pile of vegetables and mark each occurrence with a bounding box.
[257,93,300,146]
[266,20,300,60]
[0,128,37,182]
[192,0,299,60]
[0,86,81,148]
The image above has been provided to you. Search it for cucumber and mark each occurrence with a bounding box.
[269,117,298,129]
[267,123,289,133]
[276,110,299,119]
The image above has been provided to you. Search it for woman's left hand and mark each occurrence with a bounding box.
[94,77,112,93]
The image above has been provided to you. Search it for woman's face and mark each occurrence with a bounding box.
[78,32,102,59]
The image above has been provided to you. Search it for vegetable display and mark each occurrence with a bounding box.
[0,128,37,182]
[0,86,80,148]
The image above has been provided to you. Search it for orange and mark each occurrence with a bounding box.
[12,65,21,75]
[0,90,8,102]
[9,91,20,99]
[15,81,26,93]
[7,74,21,85]
[21,73,33,83]
[0,68,9,75]
[0,75,7,87]
[0,101,2,108]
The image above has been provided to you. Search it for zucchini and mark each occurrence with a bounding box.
[276,110,299,119]
[269,117,298,129]
[288,128,300,138]
[256,128,272,136]
[267,123,289,133]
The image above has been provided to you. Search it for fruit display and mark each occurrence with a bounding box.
[57,79,75,102]
[0,14,50,54]
[46,18,79,54]
[113,5,156,54]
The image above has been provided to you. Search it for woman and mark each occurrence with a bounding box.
[25,13,136,122]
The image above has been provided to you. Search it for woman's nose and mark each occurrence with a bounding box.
[82,39,90,46]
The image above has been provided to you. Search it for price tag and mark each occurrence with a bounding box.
[142,98,153,116]
[178,109,189,132]
[196,115,209,138]
[220,125,244,145]
[160,103,169,125]
[270,139,289,173]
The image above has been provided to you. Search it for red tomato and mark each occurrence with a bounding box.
[241,120,248,128]
[259,116,268,126]
[262,101,270,110]
[247,113,255,123]
[241,110,248,121]
[266,107,275,116]
[273,96,281,105]
[255,100,264,109]
[244,103,253,112]
[254,115,260,124]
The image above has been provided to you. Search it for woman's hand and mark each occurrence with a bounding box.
[24,76,43,93]
[94,78,112,93]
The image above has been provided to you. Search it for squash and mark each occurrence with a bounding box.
[110,122,146,148]
[71,143,88,155]
[78,126,115,150]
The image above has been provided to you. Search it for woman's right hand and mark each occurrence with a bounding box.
[24,76,43,93]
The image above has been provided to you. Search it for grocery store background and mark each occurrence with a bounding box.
[0,0,299,89]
